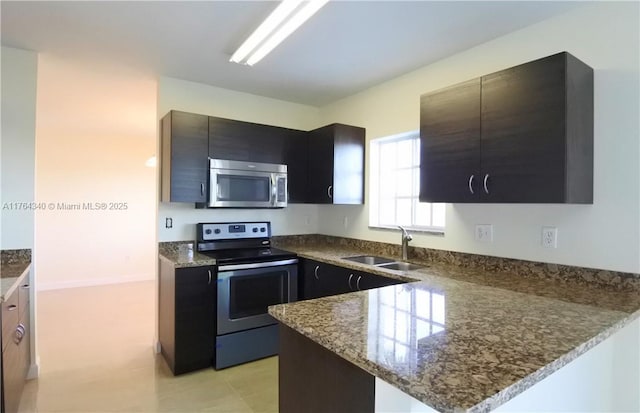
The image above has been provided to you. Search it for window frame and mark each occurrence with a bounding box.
[368,131,445,234]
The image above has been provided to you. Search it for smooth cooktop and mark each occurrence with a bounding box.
[199,247,297,265]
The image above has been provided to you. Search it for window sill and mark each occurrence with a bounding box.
[368,225,445,236]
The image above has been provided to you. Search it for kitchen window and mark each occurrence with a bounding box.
[369,132,445,232]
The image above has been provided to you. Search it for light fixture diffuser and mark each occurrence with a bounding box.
[230,0,329,66]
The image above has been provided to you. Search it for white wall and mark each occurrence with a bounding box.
[317,2,640,273]
[157,77,321,241]
[34,54,157,290]
[1,45,40,378]
[1,46,37,250]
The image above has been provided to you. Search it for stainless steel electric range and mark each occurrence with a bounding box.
[196,221,298,369]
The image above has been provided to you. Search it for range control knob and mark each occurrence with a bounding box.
[205,229,212,235]
[214,229,221,234]
[252,228,258,233]
[260,227,266,233]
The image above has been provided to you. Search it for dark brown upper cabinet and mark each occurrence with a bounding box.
[420,52,593,204]
[160,113,365,205]
[420,78,482,203]
[307,124,365,204]
[161,111,209,203]
[208,116,309,203]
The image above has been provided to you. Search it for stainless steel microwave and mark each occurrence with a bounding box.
[208,159,287,208]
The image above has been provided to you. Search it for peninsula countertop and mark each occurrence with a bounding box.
[269,242,640,412]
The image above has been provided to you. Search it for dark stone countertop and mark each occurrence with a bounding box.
[269,240,640,413]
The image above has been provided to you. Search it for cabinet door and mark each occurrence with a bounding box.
[302,260,322,300]
[2,310,29,413]
[302,260,353,299]
[174,266,216,374]
[481,54,566,203]
[357,273,403,291]
[283,130,309,203]
[209,117,286,164]
[3,335,23,413]
[331,266,357,296]
[307,126,335,203]
[308,124,365,204]
[420,78,481,203]
[161,111,209,203]
[332,124,365,204]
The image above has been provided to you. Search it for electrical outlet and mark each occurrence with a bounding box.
[475,224,493,242]
[165,217,173,229]
[542,226,558,248]
[343,216,349,228]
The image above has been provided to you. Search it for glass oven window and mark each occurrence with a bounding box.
[217,174,270,202]
[229,270,287,319]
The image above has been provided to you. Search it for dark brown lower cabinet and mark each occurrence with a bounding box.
[279,324,374,413]
[158,259,216,375]
[302,258,405,300]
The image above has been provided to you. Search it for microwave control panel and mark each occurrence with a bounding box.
[199,222,270,241]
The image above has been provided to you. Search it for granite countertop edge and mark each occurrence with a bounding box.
[158,252,217,268]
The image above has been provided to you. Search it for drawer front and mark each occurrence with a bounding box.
[2,290,19,351]
[19,277,30,317]
[2,323,29,413]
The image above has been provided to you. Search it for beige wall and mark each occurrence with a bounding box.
[157,77,321,241]
[316,2,640,273]
[34,54,157,290]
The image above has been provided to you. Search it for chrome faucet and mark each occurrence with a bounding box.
[398,226,413,261]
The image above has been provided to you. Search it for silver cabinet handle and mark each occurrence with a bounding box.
[348,274,354,290]
[356,275,362,291]
[207,270,212,285]
[22,284,30,289]
[327,185,333,199]
[314,265,320,280]
[483,174,490,194]
[201,183,205,196]
[7,304,17,311]
[468,175,475,194]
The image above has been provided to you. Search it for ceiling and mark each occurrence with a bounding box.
[1,1,584,106]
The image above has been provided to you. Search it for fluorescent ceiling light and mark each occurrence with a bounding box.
[230,0,329,66]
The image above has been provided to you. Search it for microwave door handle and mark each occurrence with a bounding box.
[271,175,277,206]
[215,174,222,200]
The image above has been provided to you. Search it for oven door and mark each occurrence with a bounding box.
[217,259,298,335]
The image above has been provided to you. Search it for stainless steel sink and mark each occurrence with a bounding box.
[377,262,424,271]
[342,255,396,265]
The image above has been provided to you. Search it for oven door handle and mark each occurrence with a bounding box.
[218,258,298,272]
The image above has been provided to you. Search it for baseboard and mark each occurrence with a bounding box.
[37,274,154,291]
[27,357,40,379]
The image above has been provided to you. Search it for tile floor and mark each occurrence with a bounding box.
[18,280,278,412]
